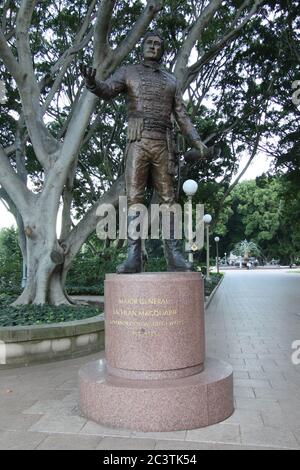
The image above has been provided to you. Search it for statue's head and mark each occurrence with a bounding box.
[142,30,164,62]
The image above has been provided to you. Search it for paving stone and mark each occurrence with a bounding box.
[28,414,87,434]
[230,354,258,360]
[155,440,218,450]
[0,412,41,432]
[233,371,250,379]
[253,387,300,402]
[235,397,282,413]
[80,421,133,437]
[223,409,263,426]
[36,433,102,450]
[234,386,256,399]
[132,430,187,441]
[96,437,156,450]
[55,380,78,391]
[234,379,272,389]
[231,365,264,373]
[293,428,300,446]
[23,399,76,416]
[186,423,241,445]
[261,410,300,429]
[248,371,286,381]
[0,430,47,450]
[240,424,299,449]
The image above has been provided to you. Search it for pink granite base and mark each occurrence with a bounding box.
[79,273,234,431]
[79,357,234,432]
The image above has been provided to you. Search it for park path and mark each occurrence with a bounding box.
[0,269,300,450]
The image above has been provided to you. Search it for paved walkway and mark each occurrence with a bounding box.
[0,270,300,450]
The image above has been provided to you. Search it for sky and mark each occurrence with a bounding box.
[0,203,16,229]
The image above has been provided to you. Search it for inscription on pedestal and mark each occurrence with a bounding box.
[109,296,184,337]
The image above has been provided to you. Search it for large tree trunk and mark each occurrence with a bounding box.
[13,241,71,306]
[12,207,71,306]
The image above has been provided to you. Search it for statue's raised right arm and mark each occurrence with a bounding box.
[79,63,127,100]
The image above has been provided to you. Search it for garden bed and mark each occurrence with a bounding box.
[204,273,224,307]
[0,314,104,369]
[0,297,104,368]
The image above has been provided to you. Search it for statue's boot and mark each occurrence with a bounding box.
[116,216,142,274]
[164,214,193,272]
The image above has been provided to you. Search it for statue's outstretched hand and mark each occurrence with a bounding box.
[79,63,97,88]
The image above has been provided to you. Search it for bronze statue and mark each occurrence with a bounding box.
[81,31,214,274]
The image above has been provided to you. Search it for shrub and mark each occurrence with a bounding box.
[66,246,127,295]
[0,304,101,327]
[204,273,223,297]
[0,228,22,289]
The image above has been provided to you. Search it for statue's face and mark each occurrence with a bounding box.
[143,35,163,61]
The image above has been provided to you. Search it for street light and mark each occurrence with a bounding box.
[214,236,220,274]
[21,261,27,289]
[183,180,198,264]
[203,214,212,281]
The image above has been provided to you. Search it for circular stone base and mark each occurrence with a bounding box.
[79,357,234,432]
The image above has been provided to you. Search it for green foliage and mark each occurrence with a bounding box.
[66,242,126,295]
[0,228,22,289]
[0,293,16,306]
[0,303,100,327]
[145,257,167,273]
[66,286,102,296]
[219,176,300,264]
[204,273,223,297]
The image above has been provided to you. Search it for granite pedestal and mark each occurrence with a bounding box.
[79,272,233,431]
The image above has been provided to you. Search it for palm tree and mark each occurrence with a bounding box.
[233,240,261,264]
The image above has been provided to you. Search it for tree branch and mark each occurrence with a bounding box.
[224,132,262,200]
[11,0,61,170]
[0,145,33,216]
[93,0,117,68]
[0,28,22,84]
[43,89,97,198]
[60,157,78,241]
[112,0,164,67]
[16,0,38,85]
[42,0,97,113]
[63,175,125,266]
[4,143,19,156]
[174,0,223,84]
[184,0,263,89]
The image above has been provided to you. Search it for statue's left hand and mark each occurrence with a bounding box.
[184,142,221,163]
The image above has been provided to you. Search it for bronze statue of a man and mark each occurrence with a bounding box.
[81,31,212,274]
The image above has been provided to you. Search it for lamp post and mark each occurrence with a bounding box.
[214,236,220,274]
[203,214,212,281]
[224,252,227,266]
[183,180,198,265]
[21,261,27,289]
